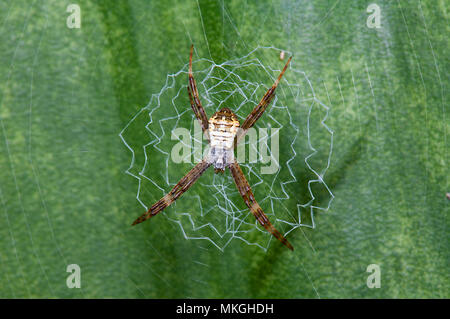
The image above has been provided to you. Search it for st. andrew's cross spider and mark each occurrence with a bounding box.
[132,45,293,250]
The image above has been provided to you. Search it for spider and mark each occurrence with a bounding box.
[132,45,294,250]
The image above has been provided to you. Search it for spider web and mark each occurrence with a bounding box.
[120,46,334,251]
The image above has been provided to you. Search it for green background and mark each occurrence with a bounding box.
[0,0,448,298]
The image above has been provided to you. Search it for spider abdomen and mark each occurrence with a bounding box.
[207,108,240,172]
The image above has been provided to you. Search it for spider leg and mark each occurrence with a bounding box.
[236,56,292,144]
[228,160,294,250]
[132,160,211,226]
[188,44,209,137]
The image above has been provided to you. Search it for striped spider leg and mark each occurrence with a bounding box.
[187,44,209,139]
[235,55,292,145]
[131,160,211,225]
[229,160,293,250]
[132,45,293,250]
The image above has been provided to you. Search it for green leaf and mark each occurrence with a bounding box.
[0,0,447,298]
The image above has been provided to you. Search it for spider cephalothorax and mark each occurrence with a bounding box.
[132,45,294,250]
